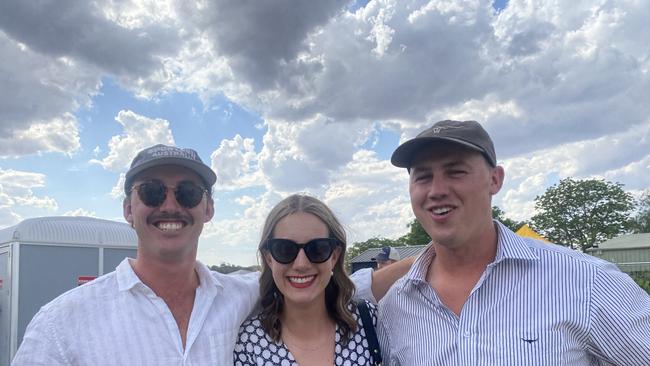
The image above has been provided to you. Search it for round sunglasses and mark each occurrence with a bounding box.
[130,179,208,209]
[265,237,340,264]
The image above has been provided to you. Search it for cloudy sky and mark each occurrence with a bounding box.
[1,0,649,266]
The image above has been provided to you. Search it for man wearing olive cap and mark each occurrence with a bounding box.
[14,144,406,365]
[378,120,650,365]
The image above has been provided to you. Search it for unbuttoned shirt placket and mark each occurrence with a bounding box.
[416,257,506,366]
[134,278,219,365]
[455,263,498,366]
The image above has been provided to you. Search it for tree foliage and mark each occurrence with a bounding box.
[632,190,650,233]
[209,262,259,274]
[492,206,525,232]
[630,271,650,294]
[530,178,635,251]
[396,219,430,246]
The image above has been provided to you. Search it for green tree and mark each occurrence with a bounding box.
[209,262,259,274]
[396,219,430,245]
[492,206,525,232]
[628,271,650,294]
[632,190,650,233]
[530,178,635,251]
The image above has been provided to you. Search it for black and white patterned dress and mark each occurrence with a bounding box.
[233,301,378,366]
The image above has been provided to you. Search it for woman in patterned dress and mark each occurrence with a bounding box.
[233,194,378,366]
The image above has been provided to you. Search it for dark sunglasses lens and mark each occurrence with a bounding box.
[137,181,167,207]
[305,239,335,263]
[175,181,205,208]
[269,240,300,264]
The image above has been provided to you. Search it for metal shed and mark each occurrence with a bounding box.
[0,216,137,365]
[586,233,650,273]
[349,245,428,273]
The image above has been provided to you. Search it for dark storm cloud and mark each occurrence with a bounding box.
[0,0,179,77]
[192,0,348,89]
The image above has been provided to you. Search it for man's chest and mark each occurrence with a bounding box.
[384,281,592,366]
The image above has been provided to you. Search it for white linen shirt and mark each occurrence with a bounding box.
[12,259,374,366]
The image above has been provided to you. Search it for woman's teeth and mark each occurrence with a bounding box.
[288,276,315,284]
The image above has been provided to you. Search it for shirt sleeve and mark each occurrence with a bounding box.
[350,268,377,304]
[12,308,69,365]
[587,264,650,365]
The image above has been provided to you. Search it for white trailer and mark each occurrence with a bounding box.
[0,216,137,365]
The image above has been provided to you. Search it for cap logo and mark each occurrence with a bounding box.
[431,125,463,134]
[149,145,198,160]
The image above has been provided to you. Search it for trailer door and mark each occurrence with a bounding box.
[0,247,10,366]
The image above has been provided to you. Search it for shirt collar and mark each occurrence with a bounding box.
[116,258,224,292]
[493,220,539,263]
[398,220,539,291]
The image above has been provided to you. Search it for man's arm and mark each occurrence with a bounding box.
[371,256,415,301]
[12,309,68,365]
[587,265,650,365]
[350,256,415,303]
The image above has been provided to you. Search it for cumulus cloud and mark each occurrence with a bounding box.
[0,31,96,157]
[199,190,284,265]
[181,0,348,90]
[90,110,175,171]
[0,0,180,77]
[63,208,97,217]
[258,117,376,191]
[210,135,263,190]
[0,113,81,158]
[4,0,650,262]
[496,116,650,220]
[324,149,413,243]
[0,168,58,211]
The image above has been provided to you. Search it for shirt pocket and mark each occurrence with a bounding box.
[491,329,565,366]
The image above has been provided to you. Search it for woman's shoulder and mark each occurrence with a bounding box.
[350,300,377,316]
[236,313,266,337]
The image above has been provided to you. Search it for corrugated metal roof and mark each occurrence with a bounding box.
[0,216,137,247]
[590,233,650,250]
[350,245,429,263]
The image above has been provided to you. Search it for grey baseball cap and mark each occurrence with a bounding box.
[391,120,496,168]
[373,247,401,262]
[124,144,217,193]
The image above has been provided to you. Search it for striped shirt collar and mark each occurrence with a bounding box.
[116,258,224,292]
[400,220,540,290]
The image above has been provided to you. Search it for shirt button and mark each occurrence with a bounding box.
[464,330,471,338]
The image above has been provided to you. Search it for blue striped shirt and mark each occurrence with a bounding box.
[378,221,650,365]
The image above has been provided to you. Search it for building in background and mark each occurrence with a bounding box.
[349,245,427,273]
[587,233,650,273]
[0,216,137,366]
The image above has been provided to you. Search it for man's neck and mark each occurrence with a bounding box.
[433,221,499,274]
[426,221,499,316]
[131,255,199,297]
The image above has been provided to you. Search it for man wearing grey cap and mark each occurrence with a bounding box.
[13,144,405,365]
[374,247,401,269]
[378,120,650,365]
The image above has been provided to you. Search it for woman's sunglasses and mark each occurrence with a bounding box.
[130,179,207,209]
[266,238,340,264]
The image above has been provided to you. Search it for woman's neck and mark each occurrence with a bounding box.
[281,298,333,338]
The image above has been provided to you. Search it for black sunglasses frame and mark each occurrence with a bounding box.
[265,237,341,264]
[130,179,208,209]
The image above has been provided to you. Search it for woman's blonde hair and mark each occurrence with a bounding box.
[257,194,357,342]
